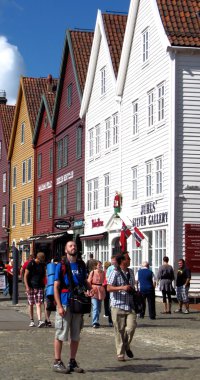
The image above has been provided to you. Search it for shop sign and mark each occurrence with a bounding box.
[56,171,74,185]
[92,218,104,228]
[38,181,52,192]
[55,220,71,230]
[73,220,84,228]
[132,201,168,227]
[185,224,200,272]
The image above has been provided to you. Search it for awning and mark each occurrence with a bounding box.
[17,232,71,245]
[80,232,108,241]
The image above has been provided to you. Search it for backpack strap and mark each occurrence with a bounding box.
[118,268,130,285]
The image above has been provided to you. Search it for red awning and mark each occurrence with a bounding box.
[80,232,107,241]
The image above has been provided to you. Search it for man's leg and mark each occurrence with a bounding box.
[54,338,63,360]
[124,310,137,352]
[70,340,79,359]
[111,307,126,357]
[29,304,34,320]
[147,291,156,319]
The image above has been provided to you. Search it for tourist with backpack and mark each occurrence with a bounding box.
[53,240,92,374]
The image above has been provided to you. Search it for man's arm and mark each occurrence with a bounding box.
[107,284,132,292]
[24,268,30,292]
[54,280,65,317]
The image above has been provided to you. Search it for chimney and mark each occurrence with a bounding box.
[47,74,53,93]
[0,90,7,104]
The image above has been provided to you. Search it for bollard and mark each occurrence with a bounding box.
[12,247,19,305]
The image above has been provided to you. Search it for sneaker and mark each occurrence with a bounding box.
[68,359,84,373]
[45,320,52,327]
[38,320,45,328]
[174,309,182,313]
[53,360,71,374]
[125,349,134,358]
[184,309,189,314]
[93,323,100,328]
[29,320,35,327]
[103,314,108,318]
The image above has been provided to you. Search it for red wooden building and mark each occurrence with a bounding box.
[0,92,15,262]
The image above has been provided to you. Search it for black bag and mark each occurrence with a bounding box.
[132,290,145,314]
[171,286,176,296]
[46,296,57,312]
[65,260,91,315]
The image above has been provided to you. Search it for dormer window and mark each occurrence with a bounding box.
[67,83,72,108]
[21,122,25,144]
[142,28,149,64]
[100,66,106,96]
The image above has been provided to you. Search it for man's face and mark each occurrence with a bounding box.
[65,241,77,256]
[178,260,184,269]
[124,253,131,266]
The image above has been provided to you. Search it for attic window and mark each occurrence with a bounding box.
[67,84,72,108]
[100,66,106,96]
[21,122,25,144]
[44,116,48,128]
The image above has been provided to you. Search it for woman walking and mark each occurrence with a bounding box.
[88,261,106,328]
[157,256,175,314]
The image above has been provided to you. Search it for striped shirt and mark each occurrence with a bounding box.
[108,268,135,311]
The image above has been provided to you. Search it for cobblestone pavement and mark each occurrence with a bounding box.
[0,286,200,380]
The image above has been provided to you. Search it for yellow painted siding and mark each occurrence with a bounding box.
[9,94,34,246]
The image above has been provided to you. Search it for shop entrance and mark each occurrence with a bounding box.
[112,237,121,256]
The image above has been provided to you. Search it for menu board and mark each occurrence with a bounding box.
[185,224,200,272]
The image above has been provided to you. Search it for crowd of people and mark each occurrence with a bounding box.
[1,243,192,374]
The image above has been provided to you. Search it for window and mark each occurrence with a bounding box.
[131,238,142,272]
[27,158,32,182]
[100,66,106,95]
[93,178,98,210]
[2,206,6,228]
[63,136,68,166]
[21,200,26,225]
[0,140,2,159]
[105,118,111,150]
[132,166,138,200]
[49,147,53,173]
[158,82,165,122]
[155,229,166,275]
[13,166,17,188]
[104,173,110,207]
[37,197,41,221]
[132,101,138,135]
[142,28,149,63]
[95,125,100,155]
[87,180,92,211]
[27,198,31,224]
[113,113,119,145]
[146,161,152,197]
[148,90,154,128]
[89,128,94,158]
[76,178,82,212]
[67,83,72,108]
[87,178,99,211]
[49,192,53,218]
[3,173,6,193]
[22,161,26,184]
[76,127,82,159]
[57,140,63,169]
[57,184,68,216]
[156,156,163,194]
[21,122,25,144]
[12,203,16,227]
[37,154,42,179]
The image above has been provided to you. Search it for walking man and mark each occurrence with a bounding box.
[53,240,91,374]
[135,261,156,319]
[24,252,46,327]
[175,259,191,314]
[107,252,137,361]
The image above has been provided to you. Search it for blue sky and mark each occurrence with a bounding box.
[0,0,130,79]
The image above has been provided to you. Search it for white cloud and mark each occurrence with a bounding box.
[0,35,25,105]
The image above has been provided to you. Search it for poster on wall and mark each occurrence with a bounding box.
[185,224,200,272]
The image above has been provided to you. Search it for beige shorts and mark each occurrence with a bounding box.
[55,306,83,342]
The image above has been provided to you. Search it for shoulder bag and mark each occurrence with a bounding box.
[118,268,145,314]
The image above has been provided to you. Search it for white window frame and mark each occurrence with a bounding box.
[148,89,154,128]
[132,166,138,201]
[142,27,149,63]
[21,199,26,225]
[87,180,92,211]
[154,229,166,275]
[27,198,31,224]
[22,161,26,185]
[146,161,152,197]
[95,124,100,155]
[21,122,25,144]
[93,178,99,210]
[156,156,163,194]
[104,173,110,207]
[132,100,139,136]
[105,118,111,150]
[131,238,142,273]
[3,172,6,193]
[100,66,106,96]
[113,113,119,146]
[12,203,16,227]
[27,157,32,182]
[2,206,6,228]
[89,128,94,159]
[87,178,99,211]
[158,82,165,122]
[13,166,17,188]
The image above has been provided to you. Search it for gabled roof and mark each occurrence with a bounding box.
[8,76,57,160]
[52,29,93,130]
[80,10,127,118]
[116,0,200,96]
[0,104,15,151]
[157,0,200,47]
[33,81,58,146]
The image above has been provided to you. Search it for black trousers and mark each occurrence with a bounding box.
[104,287,112,324]
[140,290,156,319]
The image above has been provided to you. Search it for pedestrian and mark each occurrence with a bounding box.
[53,240,92,374]
[174,258,191,314]
[20,254,34,283]
[86,253,98,275]
[106,255,117,280]
[157,256,175,314]
[103,261,113,326]
[4,258,13,299]
[88,260,106,328]
[107,252,137,361]
[135,261,156,319]
[24,252,46,328]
